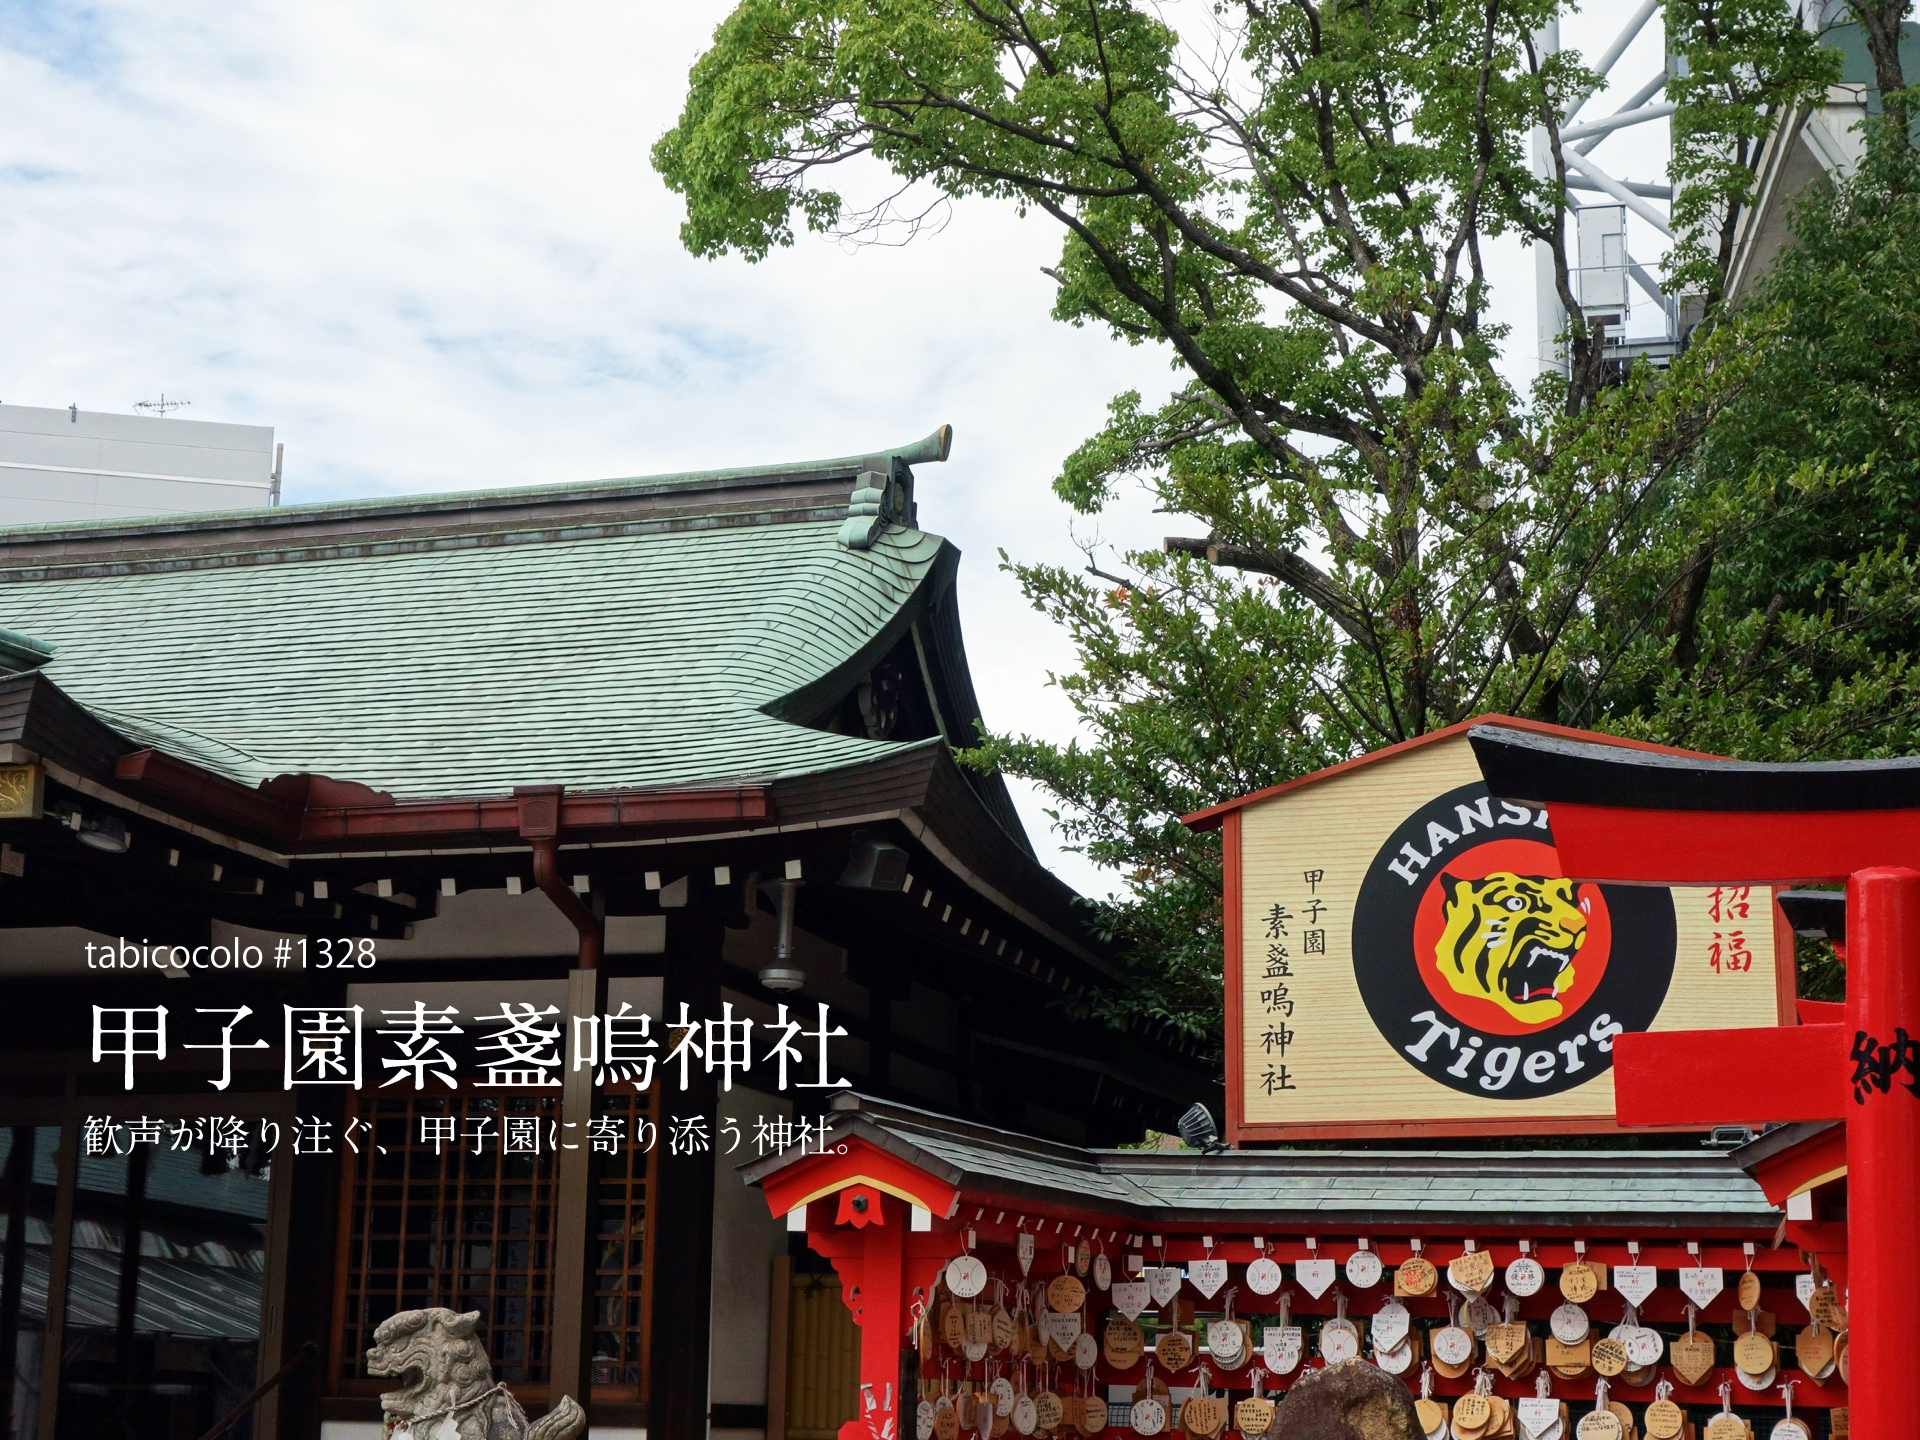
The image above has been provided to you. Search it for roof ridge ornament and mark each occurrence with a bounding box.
[838,424,952,550]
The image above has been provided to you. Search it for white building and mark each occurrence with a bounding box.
[0,403,278,526]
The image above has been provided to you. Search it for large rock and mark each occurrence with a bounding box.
[1272,1359,1422,1440]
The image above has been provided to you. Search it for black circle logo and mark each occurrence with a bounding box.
[1352,783,1675,1100]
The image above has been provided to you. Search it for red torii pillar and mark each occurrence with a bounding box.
[1470,726,1920,1440]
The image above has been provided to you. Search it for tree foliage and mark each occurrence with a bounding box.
[657,0,1914,1037]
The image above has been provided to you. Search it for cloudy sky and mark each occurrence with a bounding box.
[0,2,1667,893]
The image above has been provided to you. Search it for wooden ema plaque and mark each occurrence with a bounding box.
[1209,723,1790,1140]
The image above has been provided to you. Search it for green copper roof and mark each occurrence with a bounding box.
[0,470,959,800]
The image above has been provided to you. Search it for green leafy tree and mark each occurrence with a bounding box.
[655,0,1906,1037]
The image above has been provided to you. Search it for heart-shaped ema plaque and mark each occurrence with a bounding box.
[1346,1249,1384,1288]
[1188,1258,1228,1299]
[1245,1256,1284,1295]
[1613,1264,1657,1308]
[1155,1329,1194,1372]
[947,1255,988,1298]
[1181,1397,1227,1439]
[1669,1329,1717,1386]
[1449,1250,1496,1294]
[1147,1266,1183,1308]
[1296,1258,1336,1298]
[1262,1324,1303,1373]
[1679,1266,1724,1308]
[1111,1280,1150,1320]
[1130,1400,1167,1438]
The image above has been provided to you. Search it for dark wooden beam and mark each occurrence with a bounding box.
[645,911,723,1439]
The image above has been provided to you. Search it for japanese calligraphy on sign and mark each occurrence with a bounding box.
[1220,726,1788,1140]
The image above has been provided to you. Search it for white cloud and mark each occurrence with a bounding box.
[0,1,1672,898]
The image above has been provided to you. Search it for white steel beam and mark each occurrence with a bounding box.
[1560,101,1677,145]
[1563,0,1662,125]
[1568,176,1671,199]
[1627,260,1667,307]
[1564,154,1674,236]
[1574,72,1671,155]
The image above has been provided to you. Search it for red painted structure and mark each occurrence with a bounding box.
[747,1097,1835,1435]
[1470,725,1920,1439]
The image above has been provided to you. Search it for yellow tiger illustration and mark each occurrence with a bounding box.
[1434,872,1588,1024]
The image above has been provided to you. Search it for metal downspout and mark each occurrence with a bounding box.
[530,835,602,967]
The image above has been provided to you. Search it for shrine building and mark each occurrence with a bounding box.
[0,428,1208,1440]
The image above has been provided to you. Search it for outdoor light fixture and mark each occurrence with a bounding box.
[1177,1102,1229,1154]
[51,802,131,855]
[758,876,806,992]
[76,814,130,854]
[838,831,911,891]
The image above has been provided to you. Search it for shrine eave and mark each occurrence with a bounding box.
[1467,724,1920,813]
[743,1094,1783,1233]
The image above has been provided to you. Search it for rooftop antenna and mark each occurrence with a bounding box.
[133,393,191,417]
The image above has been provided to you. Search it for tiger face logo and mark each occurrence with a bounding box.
[1434,872,1587,1025]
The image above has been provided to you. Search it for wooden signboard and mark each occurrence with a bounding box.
[1192,720,1793,1142]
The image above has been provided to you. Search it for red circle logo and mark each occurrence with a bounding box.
[1408,836,1613,1036]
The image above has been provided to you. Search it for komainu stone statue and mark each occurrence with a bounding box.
[366,1308,585,1440]
[1271,1358,1423,1440]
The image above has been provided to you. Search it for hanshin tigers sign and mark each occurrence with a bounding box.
[1186,719,1793,1141]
